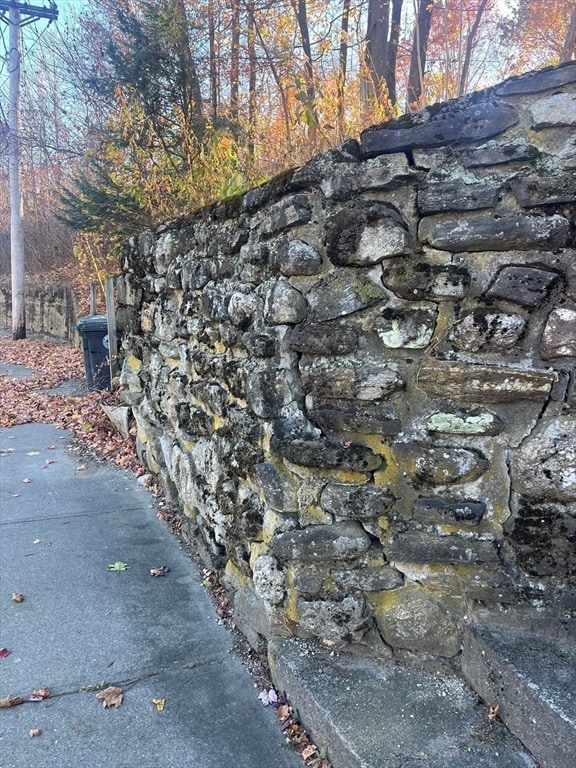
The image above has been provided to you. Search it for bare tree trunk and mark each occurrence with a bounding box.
[230,0,241,126]
[173,0,204,132]
[364,0,391,102]
[337,0,352,137]
[208,0,218,122]
[292,0,318,144]
[247,0,257,161]
[386,0,403,105]
[560,6,576,62]
[458,0,489,96]
[407,0,435,110]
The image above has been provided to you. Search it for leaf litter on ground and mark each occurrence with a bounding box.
[0,338,145,476]
[96,686,124,709]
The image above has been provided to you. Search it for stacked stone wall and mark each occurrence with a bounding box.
[119,62,576,659]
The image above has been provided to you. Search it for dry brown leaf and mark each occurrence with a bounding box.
[276,703,291,723]
[0,694,24,708]
[152,698,166,711]
[150,565,170,577]
[12,592,25,603]
[301,744,318,760]
[488,704,500,722]
[29,729,42,737]
[95,686,123,709]
[30,688,52,701]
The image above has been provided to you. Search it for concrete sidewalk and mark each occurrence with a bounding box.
[0,422,302,768]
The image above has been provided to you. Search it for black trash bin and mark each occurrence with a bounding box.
[77,315,121,391]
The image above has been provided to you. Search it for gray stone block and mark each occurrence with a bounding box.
[389,530,500,565]
[270,521,371,562]
[361,100,519,156]
[417,359,556,402]
[418,180,500,214]
[413,497,486,526]
[271,436,383,472]
[320,482,394,520]
[425,213,569,252]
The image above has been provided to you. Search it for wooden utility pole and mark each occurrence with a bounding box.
[0,1,58,339]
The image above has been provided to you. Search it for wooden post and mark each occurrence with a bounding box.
[89,283,97,315]
[104,276,118,387]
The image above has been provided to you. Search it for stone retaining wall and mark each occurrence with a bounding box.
[119,62,576,659]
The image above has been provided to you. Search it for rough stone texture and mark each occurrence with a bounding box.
[449,311,526,351]
[418,181,500,214]
[372,590,461,657]
[271,436,383,472]
[511,416,576,503]
[308,400,402,436]
[320,482,394,520]
[253,555,286,606]
[270,522,371,562]
[119,63,576,659]
[417,359,556,402]
[425,213,569,252]
[289,322,358,355]
[511,173,576,207]
[394,443,488,485]
[486,266,559,307]
[298,595,369,643]
[361,100,519,156]
[412,497,486,526]
[389,530,499,565]
[541,309,576,358]
[530,92,576,128]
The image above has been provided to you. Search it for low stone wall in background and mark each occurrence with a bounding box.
[118,62,576,660]
[0,282,77,341]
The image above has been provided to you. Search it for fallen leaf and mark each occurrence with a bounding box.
[29,729,42,737]
[0,647,12,658]
[107,561,130,573]
[0,694,24,708]
[301,744,318,760]
[258,688,278,706]
[96,686,124,709]
[22,477,32,483]
[152,698,166,711]
[26,451,40,456]
[11,593,25,603]
[277,703,291,723]
[30,688,52,701]
[488,704,500,722]
[150,565,170,577]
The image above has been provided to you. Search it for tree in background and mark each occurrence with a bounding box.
[2,0,575,286]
